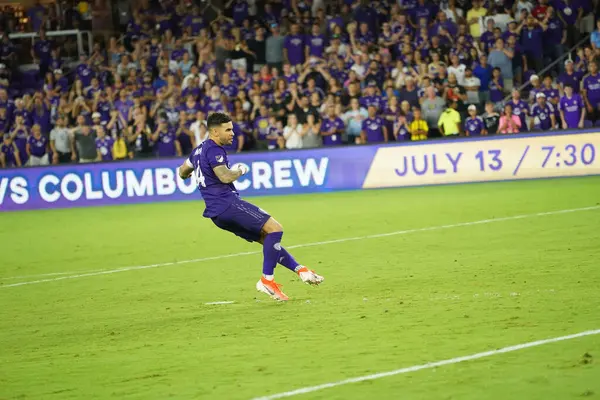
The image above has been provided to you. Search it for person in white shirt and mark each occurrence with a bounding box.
[447,54,467,85]
[283,114,303,149]
[463,67,482,105]
[190,111,208,146]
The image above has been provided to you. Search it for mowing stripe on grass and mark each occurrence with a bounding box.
[2,205,599,289]
[204,301,235,305]
[251,328,600,400]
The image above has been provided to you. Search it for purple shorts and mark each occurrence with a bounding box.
[211,198,271,242]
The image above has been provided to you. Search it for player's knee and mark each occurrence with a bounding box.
[263,217,283,234]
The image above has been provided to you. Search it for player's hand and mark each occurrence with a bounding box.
[232,163,249,175]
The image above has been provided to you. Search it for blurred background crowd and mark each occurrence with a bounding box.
[0,0,599,167]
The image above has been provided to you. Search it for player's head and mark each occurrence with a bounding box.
[207,112,234,146]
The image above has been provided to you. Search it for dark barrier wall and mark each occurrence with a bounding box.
[1,131,599,211]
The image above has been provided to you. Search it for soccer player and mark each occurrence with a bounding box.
[177,113,324,301]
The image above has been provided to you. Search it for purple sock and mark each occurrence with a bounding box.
[262,232,283,276]
[278,247,300,272]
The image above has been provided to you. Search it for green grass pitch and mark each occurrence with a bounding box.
[1,176,600,399]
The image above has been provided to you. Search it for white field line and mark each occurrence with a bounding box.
[204,301,235,305]
[251,329,600,400]
[0,269,107,281]
[1,205,598,290]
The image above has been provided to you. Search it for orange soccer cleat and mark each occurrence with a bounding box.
[296,266,325,286]
[256,277,289,301]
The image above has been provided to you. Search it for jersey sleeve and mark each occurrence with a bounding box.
[205,145,228,169]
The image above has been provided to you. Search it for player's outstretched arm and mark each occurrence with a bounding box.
[178,161,194,180]
[213,164,248,184]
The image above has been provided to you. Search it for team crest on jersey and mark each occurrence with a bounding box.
[216,155,224,162]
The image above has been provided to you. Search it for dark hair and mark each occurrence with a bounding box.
[207,112,232,129]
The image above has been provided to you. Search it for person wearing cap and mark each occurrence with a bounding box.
[530,92,556,131]
[528,74,543,103]
[464,104,486,136]
[463,67,481,106]
[559,84,586,129]
[558,59,583,94]
[438,100,462,137]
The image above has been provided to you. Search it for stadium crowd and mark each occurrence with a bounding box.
[0,0,599,167]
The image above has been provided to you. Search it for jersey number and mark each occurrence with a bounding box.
[195,165,206,187]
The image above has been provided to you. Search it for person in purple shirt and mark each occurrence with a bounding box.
[177,113,324,301]
[544,7,566,67]
[530,92,556,131]
[508,89,529,131]
[355,23,376,46]
[30,95,51,136]
[284,24,305,69]
[321,105,345,146]
[430,11,458,38]
[95,126,115,161]
[114,90,133,124]
[183,7,205,35]
[361,105,388,143]
[582,61,600,122]
[231,0,249,26]
[558,59,584,93]
[0,134,21,167]
[464,105,486,136]
[519,16,547,73]
[220,73,239,99]
[152,119,182,158]
[559,84,586,129]
[360,82,383,110]
[76,55,95,88]
[541,75,560,102]
[27,124,49,165]
[410,0,434,25]
[27,1,46,32]
[32,31,53,77]
[306,24,327,60]
[10,114,29,165]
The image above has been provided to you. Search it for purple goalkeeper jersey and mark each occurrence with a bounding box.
[559,94,584,128]
[186,139,240,218]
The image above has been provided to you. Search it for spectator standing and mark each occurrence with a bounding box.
[582,61,600,122]
[266,24,285,72]
[409,108,428,141]
[467,0,487,39]
[342,98,368,144]
[321,105,345,146]
[474,55,493,104]
[559,84,586,129]
[559,60,583,93]
[420,87,445,137]
[50,116,73,164]
[463,68,481,108]
[0,134,21,168]
[530,92,556,131]
[361,105,388,144]
[283,114,303,149]
[488,38,514,91]
[482,102,501,134]
[26,124,49,166]
[498,104,522,134]
[464,105,487,136]
[438,100,462,137]
[302,114,322,148]
[71,123,97,163]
